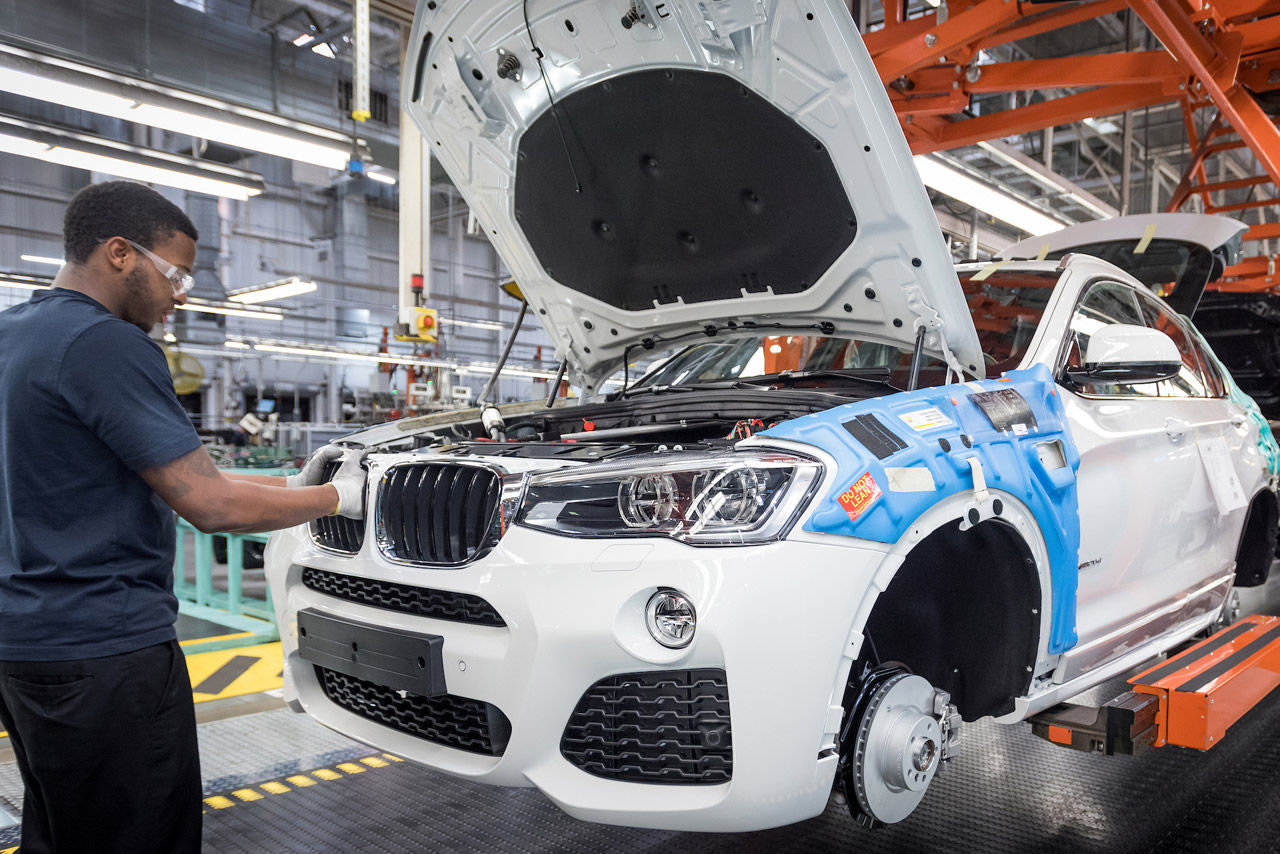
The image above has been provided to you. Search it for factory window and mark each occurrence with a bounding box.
[338,81,389,124]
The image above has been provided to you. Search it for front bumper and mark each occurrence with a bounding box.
[267,523,889,832]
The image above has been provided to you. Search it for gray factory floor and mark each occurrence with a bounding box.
[1,578,1279,853]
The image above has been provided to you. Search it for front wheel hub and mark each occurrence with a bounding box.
[847,672,952,825]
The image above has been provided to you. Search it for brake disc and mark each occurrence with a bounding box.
[850,672,945,825]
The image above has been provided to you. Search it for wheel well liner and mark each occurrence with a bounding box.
[863,519,1040,721]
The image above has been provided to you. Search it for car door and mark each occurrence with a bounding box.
[1054,278,1230,683]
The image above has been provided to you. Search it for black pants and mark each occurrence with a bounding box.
[0,640,202,854]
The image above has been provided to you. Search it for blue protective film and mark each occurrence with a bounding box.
[760,363,1081,654]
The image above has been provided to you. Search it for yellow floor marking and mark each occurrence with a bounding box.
[179,631,252,647]
[0,641,283,739]
[200,754,398,813]
[2,846,17,854]
[184,641,283,704]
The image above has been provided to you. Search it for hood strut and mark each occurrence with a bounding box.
[907,326,927,391]
[545,359,567,408]
[479,300,529,405]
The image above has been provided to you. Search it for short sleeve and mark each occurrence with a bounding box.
[57,320,203,472]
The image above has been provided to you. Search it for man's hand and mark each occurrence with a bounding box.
[329,450,369,519]
[286,445,343,488]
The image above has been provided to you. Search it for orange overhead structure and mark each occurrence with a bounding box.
[861,0,1280,293]
[865,0,1280,200]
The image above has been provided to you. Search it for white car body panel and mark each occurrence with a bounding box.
[400,0,985,390]
[1001,212,1247,263]
[265,0,1278,833]
[267,257,1275,829]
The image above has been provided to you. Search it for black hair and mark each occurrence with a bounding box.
[62,180,199,264]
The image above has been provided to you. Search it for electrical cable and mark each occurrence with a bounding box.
[522,0,582,193]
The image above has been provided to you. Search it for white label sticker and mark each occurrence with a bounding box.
[1012,422,1029,436]
[1197,435,1248,517]
[899,407,954,432]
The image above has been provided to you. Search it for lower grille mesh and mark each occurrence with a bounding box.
[560,669,732,784]
[317,666,510,756]
[302,567,505,627]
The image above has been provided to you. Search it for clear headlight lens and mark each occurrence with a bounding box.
[516,449,821,545]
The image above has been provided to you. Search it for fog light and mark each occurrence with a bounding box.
[645,589,696,648]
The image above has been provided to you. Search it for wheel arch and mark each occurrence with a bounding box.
[843,492,1052,722]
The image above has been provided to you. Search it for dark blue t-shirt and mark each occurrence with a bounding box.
[0,288,202,660]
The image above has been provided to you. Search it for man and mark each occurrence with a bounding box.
[0,180,366,854]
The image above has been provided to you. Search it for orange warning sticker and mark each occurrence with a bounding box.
[837,472,882,522]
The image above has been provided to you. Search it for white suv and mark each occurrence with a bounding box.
[265,0,1279,832]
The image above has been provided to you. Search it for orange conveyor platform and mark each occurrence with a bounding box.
[1129,614,1280,750]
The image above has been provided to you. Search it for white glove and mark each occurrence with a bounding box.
[286,445,343,488]
[329,449,369,519]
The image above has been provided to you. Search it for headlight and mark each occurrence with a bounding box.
[516,449,821,545]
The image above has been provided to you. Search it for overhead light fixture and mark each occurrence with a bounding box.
[367,170,397,185]
[0,45,356,170]
[1083,117,1121,135]
[0,118,265,200]
[292,33,316,47]
[177,344,249,359]
[253,342,452,369]
[20,254,63,266]
[975,140,1116,220]
[229,335,572,383]
[0,273,51,290]
[42,144,261,200]
[914,155,1066,235]
[439,316,504,331]
[312,43,337,60]
[227,276,317,304]
[178,297,284,320]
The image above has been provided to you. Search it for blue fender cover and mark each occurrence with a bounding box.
[760,363,1082,654]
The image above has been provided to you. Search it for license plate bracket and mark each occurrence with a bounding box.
[297,608,447,698]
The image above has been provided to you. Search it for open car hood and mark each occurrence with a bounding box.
[401,0,984,391]
[1001,213,1246,315]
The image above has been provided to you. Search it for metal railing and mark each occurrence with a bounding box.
[172,466,294,654]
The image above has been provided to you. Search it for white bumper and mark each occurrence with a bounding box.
[267,523,889,831]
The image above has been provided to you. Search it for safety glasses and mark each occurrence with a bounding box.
[125,239,195,296]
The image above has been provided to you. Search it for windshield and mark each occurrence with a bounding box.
[627,268,1060,390]
[631,335,924,388]
[1042,239,1213,315]
[962,269,1058,374]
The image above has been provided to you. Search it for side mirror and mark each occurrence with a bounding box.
[1066,324,1182,386]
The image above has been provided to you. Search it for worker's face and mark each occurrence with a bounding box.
[120,232,196,333]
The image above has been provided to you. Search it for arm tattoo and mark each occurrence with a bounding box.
[144,448,221,501]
